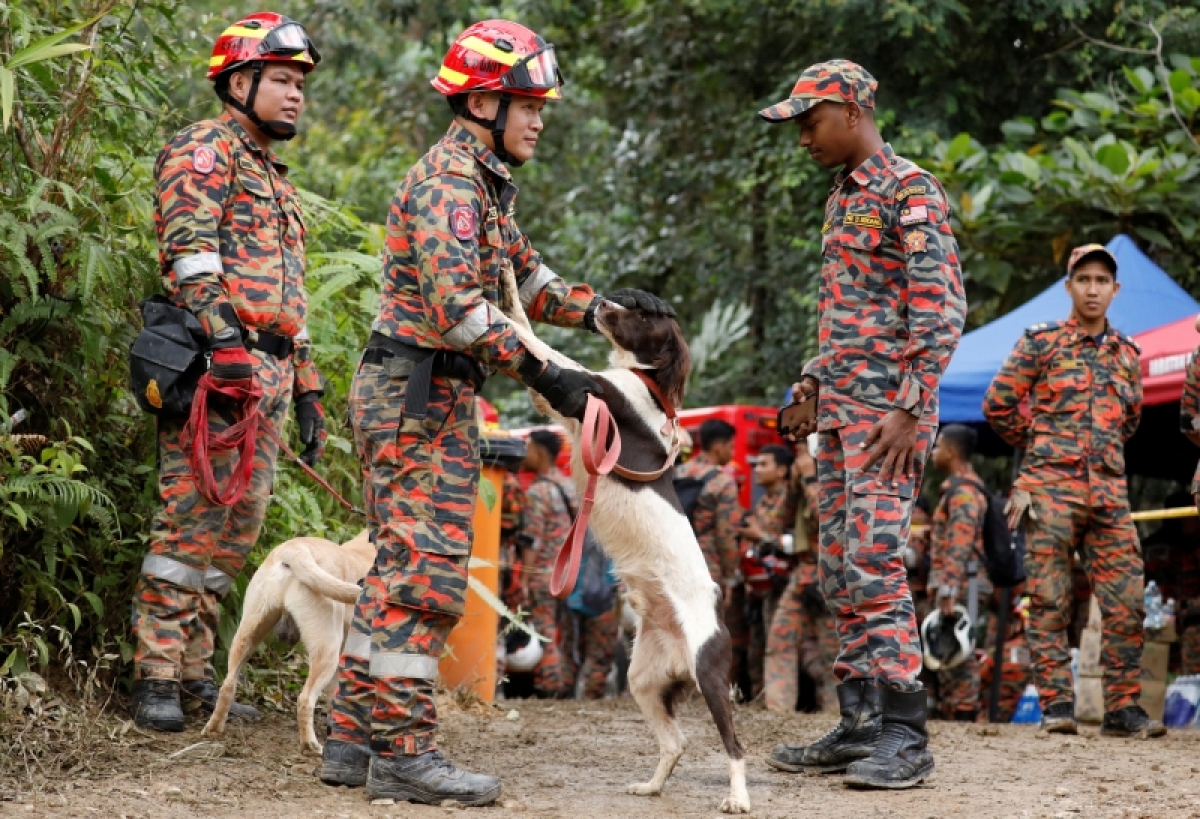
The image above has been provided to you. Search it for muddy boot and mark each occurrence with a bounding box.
[181,678,261,720]
[131,679,185,732]
[767,679,881,773]
[1040,701,1078,735]
[367,750,501,806]
[319,739,372,787]
[1100,705,1167,739]
[844,687,934,790]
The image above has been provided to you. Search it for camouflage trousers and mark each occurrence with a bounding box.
[1182,624,1200,675]
[132,350,292,682]
[817,418,935,692]
[746,587,780,700]
[527,587,569,696]
[934,607,995,720]
[327,360,479,757]
[561,608,618,699]
[1023,487,1143,713]
[764,570,838,713]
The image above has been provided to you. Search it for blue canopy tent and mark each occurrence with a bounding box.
[939,234,1200,424]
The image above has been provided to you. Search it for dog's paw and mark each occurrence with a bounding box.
[303,740,323,756]
[626,782,661,797]
[200,720,223,737]
[719,794,751,814]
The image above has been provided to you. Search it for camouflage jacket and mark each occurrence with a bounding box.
[929,467,993,603]
[675,453,741,584]
[802,144,965,429]
[984,318,1141,505]
[500,471,525,552]
[154,111,320,394]
[522,470,577,594]
[372,122,596,376]
[1180,348,1200,495]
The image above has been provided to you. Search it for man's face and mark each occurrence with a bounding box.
[521,442,547,471]
[754,453,786,488]
[710,438,735,466]
[1065,261,1119,323]
[931,435,952,472]
[230,63,307,127]
[472,93,545,163]
[796,101,855,168]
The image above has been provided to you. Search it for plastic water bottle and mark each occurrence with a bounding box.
[1011,683,1042,725]
[1144,581,1164,630]
[1163,675,1200,729]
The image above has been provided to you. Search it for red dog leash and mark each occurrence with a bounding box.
[186,375,363,515]
[549,370,681,599]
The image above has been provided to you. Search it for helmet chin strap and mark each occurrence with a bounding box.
[225,63,297,142]
[461,93,523,167]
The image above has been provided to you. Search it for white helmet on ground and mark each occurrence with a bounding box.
[921,605,974,671]
[504,633,544,673]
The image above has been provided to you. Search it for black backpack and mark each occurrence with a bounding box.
[947,475,1026,589]
[128,296,208,417]
[674,466,720,528]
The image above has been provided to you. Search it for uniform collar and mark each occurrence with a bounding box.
[444,121,512,184]
[219,110,289,176]
[836,143,896,189]
[940,463,978,490]
[1062,316,1119,349]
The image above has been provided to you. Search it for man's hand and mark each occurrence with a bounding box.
[605,288,676,317]
[209,346,255,386]
[860,409,919,487]
[741,518,765,543]
[1005,488,1036,531]
[783,376,819,442]
[294,393,327,467]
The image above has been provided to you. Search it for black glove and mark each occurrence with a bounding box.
[606,288,676,318]
[529,361,602,421]
[294,392,326,467]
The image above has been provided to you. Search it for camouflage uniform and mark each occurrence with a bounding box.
[927,468,992,718]
[675,453,741,585]
[499,472,525,608]
[1179,349,1200,674]
[132,111,322,683]
[561,607,618,699]
[327,122,595,756]
[520,470,577,695]
[984,318,1144,713]
[803,144,965,693]
[744,484,798,699]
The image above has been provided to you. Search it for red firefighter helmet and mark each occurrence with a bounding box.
[207,12,321,81]
[432,20,563,100]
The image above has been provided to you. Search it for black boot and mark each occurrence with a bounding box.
[367,750,501,806]
[319,739,372,787]
[131,679,185,732]
[844,687,934,789]
[767,679,882,773]
[180,678,261,720]
[1040,701,1078,735]
[1100,705,1167,739]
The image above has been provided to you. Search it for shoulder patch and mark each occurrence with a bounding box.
[899,205,929,226]
[1025,321,1062,337]
[895,184,927,202]
[844,212,884,229]
[450,204,477,241]
[192,146,217,174]
[904,230,927,254]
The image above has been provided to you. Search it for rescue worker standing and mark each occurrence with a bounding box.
[984,244,1165,739]
[675,419,741,590]
[129,13,326,731]
[762,61,965,789]
[1177,328,1200,674]
[318,20,672,806]
[926,424,990,721]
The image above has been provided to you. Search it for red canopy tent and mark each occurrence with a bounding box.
[1135,314,1200,406]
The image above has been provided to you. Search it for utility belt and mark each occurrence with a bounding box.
[362,331,486,421]
[246,328,295,360]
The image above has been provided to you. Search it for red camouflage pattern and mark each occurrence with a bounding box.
[676,453,742,585]
[984,319,1144,712]
[560,608,618,699]
[522,471,578,695]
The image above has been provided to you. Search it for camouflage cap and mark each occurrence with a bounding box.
[759,59,877,123]
[1066,243,1118,277]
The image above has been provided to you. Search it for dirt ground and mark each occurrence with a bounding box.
[3,696,1200,819]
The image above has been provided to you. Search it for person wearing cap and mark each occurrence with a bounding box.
[128,12,325,732]
[318,20,672,806]
[762,60,965,789]
[984,243,1165,739]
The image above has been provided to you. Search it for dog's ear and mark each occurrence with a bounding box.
[652,318,691,408]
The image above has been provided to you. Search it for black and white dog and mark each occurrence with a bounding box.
[499,274,749,814]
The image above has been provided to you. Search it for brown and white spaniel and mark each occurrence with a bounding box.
[498,274,749,814]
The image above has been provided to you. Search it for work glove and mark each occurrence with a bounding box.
[209,346,255,386]
[294,392,327,467]
[605,288,677,318]
[529,361,602,421]
[1004,488,1036,532]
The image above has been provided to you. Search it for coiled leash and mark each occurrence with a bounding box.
[549,370,680,599]
[185,374,364,515]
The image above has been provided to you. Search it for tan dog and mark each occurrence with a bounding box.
[202,530,375,753]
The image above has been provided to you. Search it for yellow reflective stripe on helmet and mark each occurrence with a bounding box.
[460,35,520,66]
[544,87,561,99]
[222,24,269,39]
[438,65,469,85]
[209,55,226,68]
